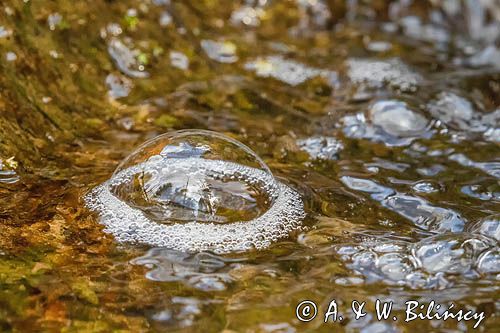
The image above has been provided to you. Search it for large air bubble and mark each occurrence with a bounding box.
[85,130,305,253]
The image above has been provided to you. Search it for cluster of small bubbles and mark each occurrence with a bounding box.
[346,58,422,92]
[244,55,338,86]
[200,40,238,63]
[412,233,495,274]
[107,38,149,78]
[85,130,305,253]
[342,238,418,285]
[335,229,500,289]
[296,136,343,160]
[342,100,432,147]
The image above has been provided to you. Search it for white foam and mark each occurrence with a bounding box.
[346,58,421,92]
[86,158,305,253]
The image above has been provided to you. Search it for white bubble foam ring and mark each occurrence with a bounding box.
[86,156,304,253]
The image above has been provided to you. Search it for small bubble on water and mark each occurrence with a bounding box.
[342,100,431,146]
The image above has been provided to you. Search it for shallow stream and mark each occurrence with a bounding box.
[0,1,499,332]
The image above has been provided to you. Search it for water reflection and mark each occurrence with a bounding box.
[1,0,500,331]
[132,248,240,291]
[340,176,465,232]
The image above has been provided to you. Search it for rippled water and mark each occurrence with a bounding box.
[0,0,499,332]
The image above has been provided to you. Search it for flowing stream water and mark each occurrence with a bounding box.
[0,0,499,332]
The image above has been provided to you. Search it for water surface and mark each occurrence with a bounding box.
[0,0,499,332]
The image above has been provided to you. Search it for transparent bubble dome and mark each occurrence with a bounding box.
[85,130,305,253]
